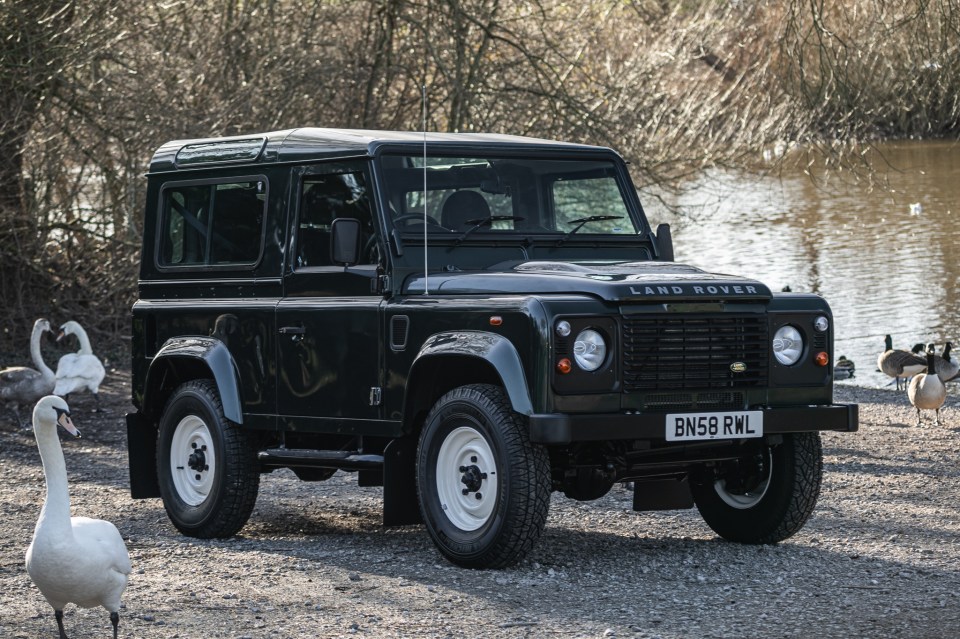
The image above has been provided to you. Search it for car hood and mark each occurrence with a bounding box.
[402,260,772,301]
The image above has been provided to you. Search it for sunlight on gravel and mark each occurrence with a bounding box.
[1,379,958,638]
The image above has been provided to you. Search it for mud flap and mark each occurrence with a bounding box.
[383,437,422,526]
[126,412,161,498]
[633,476,694,511]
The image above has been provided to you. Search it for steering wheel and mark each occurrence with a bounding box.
[362,234,381,264]
[393,214,444,228]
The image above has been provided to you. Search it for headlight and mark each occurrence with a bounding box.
[773,325,803,366]
[573,329,607,371]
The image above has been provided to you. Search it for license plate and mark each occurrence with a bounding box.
[666,411,763,442]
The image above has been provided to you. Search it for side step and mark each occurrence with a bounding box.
[258,448,385,471]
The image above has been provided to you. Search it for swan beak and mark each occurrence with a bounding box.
[56,330,66,343]
[57,411,81,438]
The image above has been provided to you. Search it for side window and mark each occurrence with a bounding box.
[297,167,375,268]
[159,179,267,267]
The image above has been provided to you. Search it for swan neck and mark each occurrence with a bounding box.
[34,425,73,536]
[31,326,54,378]
[74,327,93,355]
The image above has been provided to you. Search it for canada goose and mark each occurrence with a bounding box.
[0,319,55,426]
[54,321,107,411]
[25,396,131,639]
[907,346,947,427]
[834,355,856,379]
[934,342,959,382]
[911,342,960,382]
[877,335,927,391]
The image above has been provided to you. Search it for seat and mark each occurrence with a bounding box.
[440,190,490,230]
[210,188,262,263]
[297,227,331,267]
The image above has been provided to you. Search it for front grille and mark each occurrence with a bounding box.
[642,391,745,411]
[622,314,768,392]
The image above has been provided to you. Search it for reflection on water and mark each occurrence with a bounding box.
[643,140,960,391]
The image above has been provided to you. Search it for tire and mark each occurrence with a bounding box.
[156,379,260,538]
[691,432,823,544]
[416,384,551,569]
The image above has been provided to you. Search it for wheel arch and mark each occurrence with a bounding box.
[402,331,534,435]
[384,332,535,529]
[142,337,244,424]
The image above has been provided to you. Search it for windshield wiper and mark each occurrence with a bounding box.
[454,215,525,245]
[556,215,623,245]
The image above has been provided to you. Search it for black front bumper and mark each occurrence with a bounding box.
[528,403,858,445]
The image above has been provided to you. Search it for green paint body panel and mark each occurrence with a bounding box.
[127,128,857,521]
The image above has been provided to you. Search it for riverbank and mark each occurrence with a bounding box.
[1,375,957,638]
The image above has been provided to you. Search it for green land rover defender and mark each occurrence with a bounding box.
[127,128,858,568]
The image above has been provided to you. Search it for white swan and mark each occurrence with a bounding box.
[908,346,947,427]
[54,321,107,411]
[0,318,55,426]
[25,395,131,638]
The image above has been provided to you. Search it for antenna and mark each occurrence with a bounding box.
[422,83,429,295]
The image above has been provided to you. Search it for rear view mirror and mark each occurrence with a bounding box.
[331,218,362,266]
[655,223,674,262]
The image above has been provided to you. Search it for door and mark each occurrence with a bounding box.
[276,160,384,429]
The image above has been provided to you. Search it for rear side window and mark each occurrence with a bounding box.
[158,178,267,267]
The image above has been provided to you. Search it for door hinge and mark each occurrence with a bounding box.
[369,387,382,406]
[371,272,390,294]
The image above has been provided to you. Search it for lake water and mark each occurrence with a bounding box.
[644,140,960,392]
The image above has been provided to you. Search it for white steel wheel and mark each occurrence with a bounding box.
[416,384,551,569]
[692,433,824,544]
[435,426,498,531]
[169,414,216,506]
[713,448,772,510]
[156,379,259,539]
[714,474,771,509]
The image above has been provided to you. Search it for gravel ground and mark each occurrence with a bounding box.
[1,371,958,639]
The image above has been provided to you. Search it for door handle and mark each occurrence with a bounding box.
[279,325,306,342]
[279,326,305,334]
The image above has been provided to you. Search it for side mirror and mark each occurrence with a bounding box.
[655,223,674,262]
[331,218,362,266]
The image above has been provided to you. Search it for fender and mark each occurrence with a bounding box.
[143,336,244,423]
[410,330,534,415]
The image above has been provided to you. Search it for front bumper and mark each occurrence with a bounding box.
[529,403,858,445]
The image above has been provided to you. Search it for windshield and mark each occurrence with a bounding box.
[378,154,641,239]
